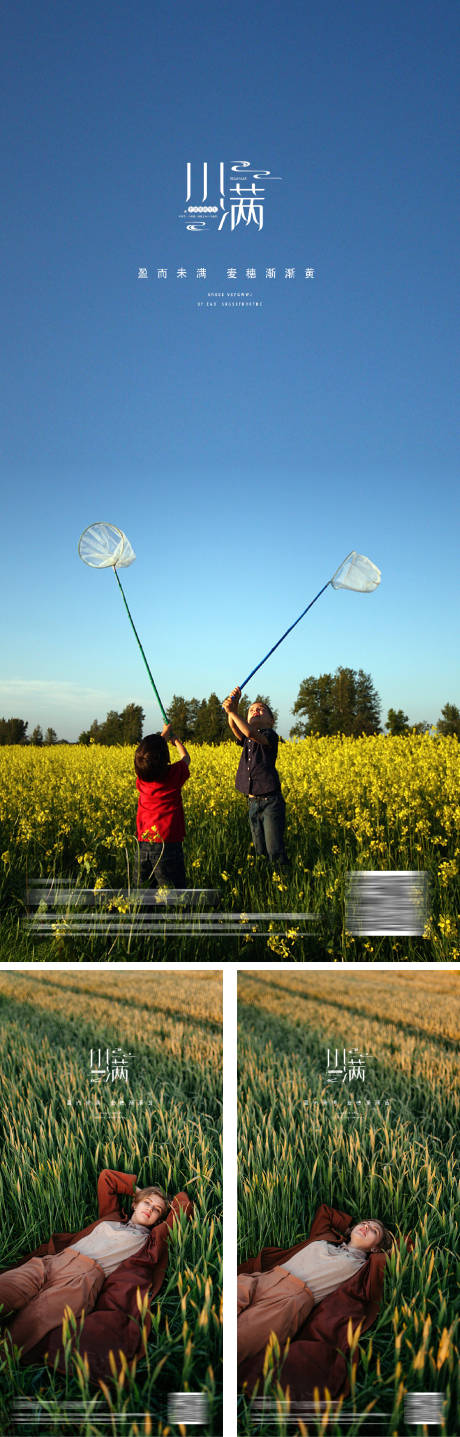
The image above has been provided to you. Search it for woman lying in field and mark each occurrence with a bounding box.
[238,1202,394,1400]
[0,1169,193,1382]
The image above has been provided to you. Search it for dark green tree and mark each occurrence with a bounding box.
[31,725,43,746]
[334,667,357,733]
[290,673,335,736]
[353,670,381,735]
[386,708,410,735]
[167,696,199,742]
[0,717,28,745]
[100,711,123,744]
[44,728,58,745]
[167,696,189,741]
[194,693,228,745]
[193,700,209,744]
[437,703,460,738]
[207,693,227,744]
[291,668,381,737]
[192,692,228,747]
[186,698,201,736]
[78,717,108,745]
[121,703,144,745]
[78,704,144,746]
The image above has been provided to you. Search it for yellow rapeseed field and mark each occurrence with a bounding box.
[1,734,458,959]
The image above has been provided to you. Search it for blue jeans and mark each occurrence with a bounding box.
[248,792,287,865]
[138,841,186,889]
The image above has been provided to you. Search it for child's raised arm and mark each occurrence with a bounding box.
[222,689,269,745]
[172,736,190,765]
[161,722,190,766]
[223,691,242,740]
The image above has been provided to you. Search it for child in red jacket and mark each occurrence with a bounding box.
[134,723,190,888]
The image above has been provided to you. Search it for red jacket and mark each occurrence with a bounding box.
[237,1203,387,1400]
[136,758,190,842]
[11,1170,193,1383]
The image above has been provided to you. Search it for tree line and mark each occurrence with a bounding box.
[79,695,278,747]
[291,670,458,737]
[0,719,59,746]
[161,693,278,745]
[78,703,144,746]
[1,675,459,744]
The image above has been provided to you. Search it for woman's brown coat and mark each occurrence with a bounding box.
[237,1203,387,1400]
[4,1169,193,1383]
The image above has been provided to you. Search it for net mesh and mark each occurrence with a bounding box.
[330,551,381,592]
[78,522,136,569]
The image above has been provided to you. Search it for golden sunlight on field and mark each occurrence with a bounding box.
[1,734,458,959]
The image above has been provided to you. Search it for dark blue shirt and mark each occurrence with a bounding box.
[234,728,281,797]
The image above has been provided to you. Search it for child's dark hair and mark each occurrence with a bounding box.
[134,734,170,781]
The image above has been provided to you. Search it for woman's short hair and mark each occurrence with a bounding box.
[343,1219,395,1254]
[134,734,169,781]
[132,1184,171,1222]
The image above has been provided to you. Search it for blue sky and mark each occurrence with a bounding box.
[1,0,458,739]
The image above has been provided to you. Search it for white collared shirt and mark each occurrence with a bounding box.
[69,1219,149,1276]
[281,1240,367,1302]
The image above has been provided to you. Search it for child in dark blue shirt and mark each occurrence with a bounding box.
[223,688,288,867]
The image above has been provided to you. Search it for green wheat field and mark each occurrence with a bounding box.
[0,971,222,1437]
[237,970,459,1437]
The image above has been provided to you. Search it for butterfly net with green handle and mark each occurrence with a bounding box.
[78,522,136,569]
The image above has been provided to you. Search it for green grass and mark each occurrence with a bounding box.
[0,973,222,1437]
[237,972,459,1436]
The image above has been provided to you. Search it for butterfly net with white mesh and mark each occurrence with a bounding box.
[330,551,381,592]
[78,521,168,718]
[78,522,136,569]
